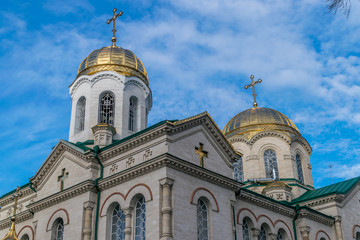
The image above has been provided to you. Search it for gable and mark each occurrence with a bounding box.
[166,112,241,178]
[30,140,96,199]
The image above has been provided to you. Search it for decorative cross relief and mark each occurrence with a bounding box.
[143,149,152,161]
[110,163,118,174]
[126,157,135,168]
[57,168,69,191]
[244,75,262,108]
[195,143,208,167]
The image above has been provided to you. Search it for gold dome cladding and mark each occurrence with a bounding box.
[223,107,300,139]
[77,46,148,85]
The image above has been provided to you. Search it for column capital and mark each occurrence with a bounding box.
[299,226,310,233]
[268,233,277,240]
[334,215,342,222]
[83,201,95,209]
[123,207,133,216]
[159,177,174,186]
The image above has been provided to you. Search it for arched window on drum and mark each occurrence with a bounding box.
[264,149,279,179]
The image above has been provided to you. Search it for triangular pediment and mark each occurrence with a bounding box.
[30,140,96,197]
[166,112,241,178]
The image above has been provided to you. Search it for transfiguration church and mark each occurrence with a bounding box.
[1,8,360,240]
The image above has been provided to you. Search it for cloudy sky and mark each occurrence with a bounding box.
[1,0,360,195]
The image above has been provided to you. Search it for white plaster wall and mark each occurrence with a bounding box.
[69,71,152,143]
[168,168,236,240]
[168,126,234,178]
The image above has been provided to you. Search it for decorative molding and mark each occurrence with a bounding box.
[126,156,135,168]
[143,149,152,161]
[159,178,174,186]
[46,208,70,231]
[16,225,35,240]
[297,193,345,207]
[30,141,93,191]
[109,163,118,175]
[0,187,34,207]
[27,180,96,213]
[190,187,219,212]
[314,230,331,240]
[249,131,291,145]
[98,153,241,192]
[0,211,33,230]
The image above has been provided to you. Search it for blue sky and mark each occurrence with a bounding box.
[1,0,360,195]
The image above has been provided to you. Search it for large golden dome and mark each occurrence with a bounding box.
[77,46,148,85]
[223,107,300,139]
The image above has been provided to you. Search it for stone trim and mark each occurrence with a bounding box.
[46,208,70,231]
[238,190,295,217]
[353,225,360,238]
[298,208,334,226]
[99,112,240,163]
[16,225,35,239]
[315,230,331,240]
[296,193,345,207]
[30,140,94,190]
[190,187,219,212]
[0,211,33,230]
[27,180,96,213]
[98,154,242,192]
[0,187,34,207]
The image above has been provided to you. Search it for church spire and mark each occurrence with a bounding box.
[244,75,262,108]
[106,8,123,47]
[2,187,22,240]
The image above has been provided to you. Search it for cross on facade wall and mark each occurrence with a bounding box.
[195,143,208,167]
[58,168,69,191]
[244,75,262,108]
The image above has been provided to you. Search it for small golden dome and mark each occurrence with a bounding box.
[223,107,300,139]
[77,46,148,85]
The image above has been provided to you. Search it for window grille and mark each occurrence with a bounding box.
[135,197,146,240]
[197,199,208,240]
[99,92,115,126]
[264,149,279,179]
[296,154,304,184]
[75,97,86,133]
[111,204,125,240]
[242,219,250,240]
[129,96,138,131]
[258,226,267,240]
[55,219,64,240]
[234,157,244,182]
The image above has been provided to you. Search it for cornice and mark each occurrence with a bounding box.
[238,189,295,217]
[30,141,93,190]
[291,135,312,155]
[99,153,242,192]
[0,187,34,207]
[27,180,96,213]
[298,208,334,226]
[0,211,33,230]
[167,112,241,161]
[249,131,291,145]
[296,194,345,208]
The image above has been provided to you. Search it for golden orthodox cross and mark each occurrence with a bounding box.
[10,186,22,218]
[107,8,123,47]
[195,143,208,167]
[58,168,69,191]
[244,75,262,108]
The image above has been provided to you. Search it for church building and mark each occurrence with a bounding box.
[1,9,360,240]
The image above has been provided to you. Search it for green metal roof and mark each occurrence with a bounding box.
[292,176,360,204]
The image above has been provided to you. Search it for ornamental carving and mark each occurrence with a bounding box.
[126,157,135,168]
[109,164,118,174]
[143,149,152,161]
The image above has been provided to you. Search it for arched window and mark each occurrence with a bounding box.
[258,225,267,240]
[197,199,209,240]
[20,234,30,240]
[129,96,138,132]
[111,204,125,240]
[356,232,360,240]
[75,97,86,133]
[242,219,250,240]
[296,154,304,184]
[264,149,279,179]
[99,92,115,126]
[234,157,244,182]
[277,230,283,240]
[52,218,64,240]
[134,197,146,240]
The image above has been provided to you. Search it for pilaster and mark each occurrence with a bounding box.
[159,178,174,240]
[83,201,95,240]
